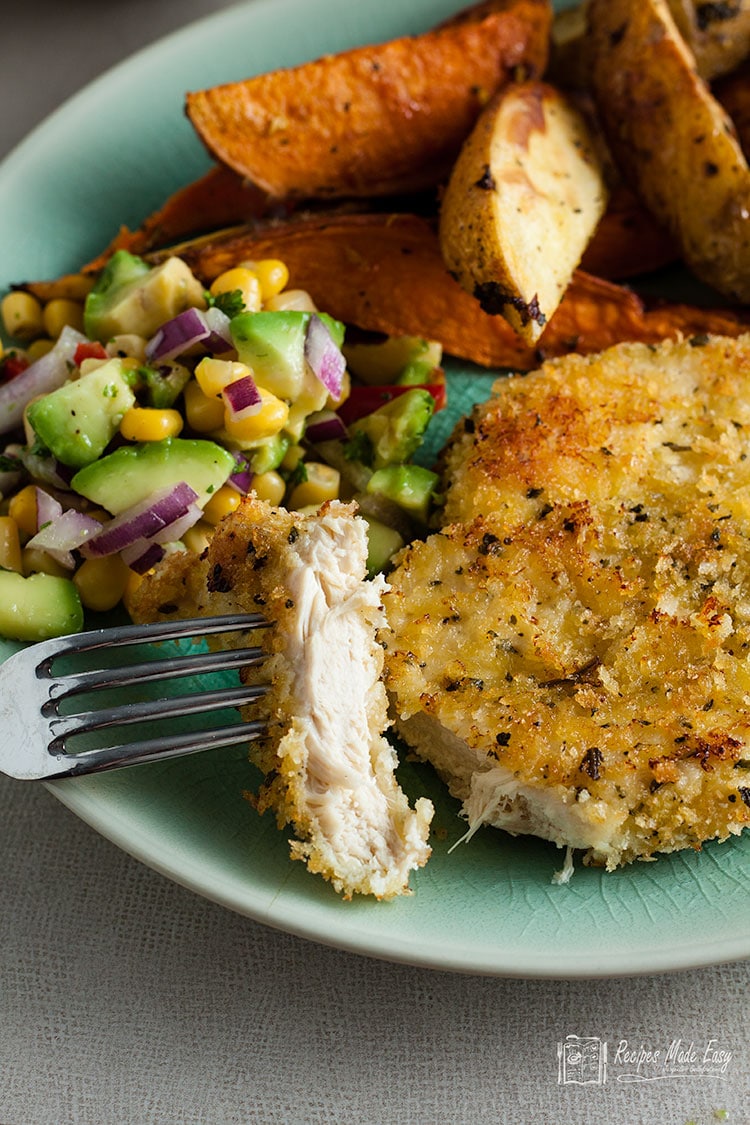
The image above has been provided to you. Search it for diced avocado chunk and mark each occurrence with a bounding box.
[0,571,83,641]
[362,516,404,576]
[84,250,206,342]
[71,438,236,514]
[366,464,439,523]
[231,311,344,402]
[127,360,192,409]
[347,388,435,469]
[246,432,290,473]
[396,340,443,386]
[343,335,442,385]
[26,358,136,468]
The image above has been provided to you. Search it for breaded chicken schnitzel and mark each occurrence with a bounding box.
[383,334,750,869]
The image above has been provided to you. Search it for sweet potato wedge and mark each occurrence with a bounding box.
[580,183,678,279]
[82,164,278,276]
[185,0,552,199]
[146,211,750,369]
[439,80,608,344]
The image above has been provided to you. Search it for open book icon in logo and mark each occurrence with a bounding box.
[558,1036,608,1085]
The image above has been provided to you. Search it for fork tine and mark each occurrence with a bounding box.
[51,718,267,778]
[49,682,268,746]
[39,613,268,663]
[45,644,265,702]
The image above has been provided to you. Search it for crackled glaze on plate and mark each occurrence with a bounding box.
[1,0,748,977]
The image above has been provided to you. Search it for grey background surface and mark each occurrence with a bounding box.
[1,3,748,1123]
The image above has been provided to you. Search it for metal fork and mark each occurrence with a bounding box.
[0,615,269,781]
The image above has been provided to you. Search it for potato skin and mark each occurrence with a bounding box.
[588,0,750,302]
[665,0,750,79]
[439,80,607,344]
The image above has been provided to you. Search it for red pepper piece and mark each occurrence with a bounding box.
[73,341,108,366]
[0,353,30,382]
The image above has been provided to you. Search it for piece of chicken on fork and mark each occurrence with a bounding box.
[128,496,433,899]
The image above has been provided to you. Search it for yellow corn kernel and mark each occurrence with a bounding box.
[288,462,340,510]
[26,337,55,362]
[223,386,289,443]
[195,357,254,399]
[119,407,184,442]
[263,288,317,313]
[183,379,226,432]
[0,516,23,573]
[182,519,214,554]
[210,267,262,313]
[42,298,84,339]
[202,484,243,526]
[280,443,305,472]
[8,484,41,538]
[73,555,130,612]
[1,290,43,341]
[241,258,289,301]
[123,567,145,604]
[251,470,286,506]
[21,546,70,579]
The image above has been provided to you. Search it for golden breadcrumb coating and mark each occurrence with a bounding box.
[383,335,750,869]
[128,497,432,899]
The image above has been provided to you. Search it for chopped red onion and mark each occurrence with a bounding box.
[203,306,233,353]
[304,409,348,443]
[26,507,102,570]
[145,305,235,364]
[121,541,166,574]
[82,482,199,558]
[114,503,202,572]
[304,315,345,400]
[34,488,63,532]
[13,447,74,490]
[150,503,202,544]
[0,448,23,496]
[228,451,254,494]
[0,324,88,436]
[145,307,210,363]
[222,374,261,419]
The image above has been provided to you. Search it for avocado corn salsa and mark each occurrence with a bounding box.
[0,250,446,642]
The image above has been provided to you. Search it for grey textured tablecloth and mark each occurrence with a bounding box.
[2,4,749,1123]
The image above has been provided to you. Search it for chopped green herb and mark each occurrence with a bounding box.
[344,430,374,467]
[205,288,246,319]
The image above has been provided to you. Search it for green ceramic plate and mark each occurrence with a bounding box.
[1,0,748,977]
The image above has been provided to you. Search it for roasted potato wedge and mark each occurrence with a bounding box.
[589,0,750,302]
[439,80,608,344]
[553,0,750,86]
[665,0,750,79]
[185,0,551,199]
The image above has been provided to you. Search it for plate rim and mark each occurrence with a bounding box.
[2,0,748,978]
